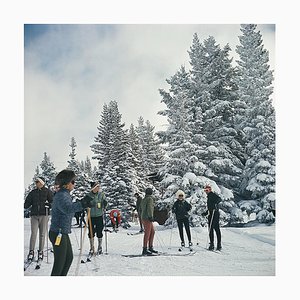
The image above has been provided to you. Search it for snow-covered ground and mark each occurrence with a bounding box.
[23,218,275,276]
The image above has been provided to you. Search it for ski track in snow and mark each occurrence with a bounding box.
[24,219,275,276]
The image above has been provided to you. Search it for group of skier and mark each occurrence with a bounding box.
[24,169,222,275]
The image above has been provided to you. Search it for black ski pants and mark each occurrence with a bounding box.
[49,231,73,276]
[88,216,104,238]
[177,217,191,243]
[208,212,221,246]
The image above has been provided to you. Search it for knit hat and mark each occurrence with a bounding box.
[145,188,153,195]
[175,190,185,199]
[90,181,100,191]
[55,169,76,187]
[35,177,45,186]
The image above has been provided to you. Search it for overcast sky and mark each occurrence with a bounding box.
[24,24,275,187]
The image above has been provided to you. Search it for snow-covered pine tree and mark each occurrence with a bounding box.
[91,102,112,179]
[84,156,93,178]
[24,166,41,199]
[128,124,145,193]
[39,152,56,188]
[136,117,165,177]
[91,101,134,227]
[66,137,91,202]
[135,116,165,201]
[235,24,275,222]
[188,35,244,192]
[157,65,235,226]
[157,32,257,225]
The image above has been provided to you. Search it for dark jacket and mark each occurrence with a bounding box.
[207,192,221,214]
[24,186,53,216]
[172,200,192,220]
[136,195,142,214]
[50,188,84,234]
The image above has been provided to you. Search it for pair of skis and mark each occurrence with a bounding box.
[123,248,196,258]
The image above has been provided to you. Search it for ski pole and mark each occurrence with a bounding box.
[206,209,215,249]
[75,215,88,276]
[168,213,175,249]
[80,211,83,250]
[46,205,49,263]
[103,209,108,254]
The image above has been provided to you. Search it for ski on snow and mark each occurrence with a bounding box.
[24,259,33,271]
[122,251,196,258]
[127,231,143,236]
[24,258,43,271]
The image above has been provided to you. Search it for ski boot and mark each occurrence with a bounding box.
[37,250,44,261]
[216,243,222,251]
[148,246,158,254]
[97,238,103,255]
[89,238,95,256]
[181,241,185,247]
[208,243,214,251]
[142,247,153,256]
[27,250,34,261]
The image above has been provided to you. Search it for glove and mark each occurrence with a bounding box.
[81,195,93,209]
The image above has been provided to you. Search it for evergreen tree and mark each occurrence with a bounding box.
[158,65,236,226]
[66,137,90,201]
[136,117,165,176]
[188,35,244,191]
[24,166,40,198]
[235,24,275,216]
[39,152,56,188]
[84,156,93,178]
[128,124,144,193]
[91,101,134,227]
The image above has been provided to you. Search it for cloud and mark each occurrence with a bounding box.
[24,24,275,186]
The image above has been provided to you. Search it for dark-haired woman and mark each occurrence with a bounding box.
[49,169,91,276]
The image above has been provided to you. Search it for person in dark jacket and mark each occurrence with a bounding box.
[24,177,53,262]
[203,185,222,251]
[49,169,92,276]
[140,188,157,255]
[134,192,143,232]
[172,190,192,247]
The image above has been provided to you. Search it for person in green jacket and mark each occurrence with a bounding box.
[140,188,158,255]
[86,182,108,255]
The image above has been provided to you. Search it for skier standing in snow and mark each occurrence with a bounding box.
[203,185,222,251]
[49,169,92,276]
[85,182,108,255]
[134,192,143,232]
[140,188,158,255]
[24,177,53,263]
[172,190,192,248]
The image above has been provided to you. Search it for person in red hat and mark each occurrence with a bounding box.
[203,185,222,251]
[109,209,121,232]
